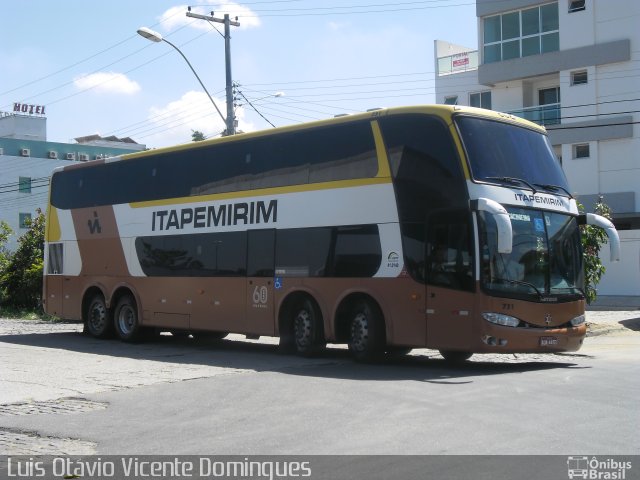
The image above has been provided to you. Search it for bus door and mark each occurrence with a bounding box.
[425,212,475,349]
[246,229,276,335]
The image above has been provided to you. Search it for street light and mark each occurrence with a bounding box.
[252,92,285,103]
[234,86,284,128]
[136,27,227,132]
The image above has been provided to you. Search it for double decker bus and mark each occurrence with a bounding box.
[43,105,619,362]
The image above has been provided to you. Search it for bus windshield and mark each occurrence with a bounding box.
[456,115,570,194]
[479,207,584,300]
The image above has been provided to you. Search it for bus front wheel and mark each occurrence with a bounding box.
[114,295,142,342]
[348,300,385,362]
[85,294,113,339]
[292,297,325,356]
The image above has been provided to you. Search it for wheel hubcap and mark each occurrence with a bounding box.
[117,306,136,335]
[294,309,312,348]
[89,303,106,331]
[350,312,368,352]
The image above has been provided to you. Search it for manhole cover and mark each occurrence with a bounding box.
[0,398,107,416]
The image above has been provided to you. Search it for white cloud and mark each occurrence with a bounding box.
[73,72,140,95]
[159,1,260,32]
[328,21,351,31]
[144,90,255,147]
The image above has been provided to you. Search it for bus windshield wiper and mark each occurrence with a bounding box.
[485,176,537,194]
[533,183,573,198]
[493,278,543,298]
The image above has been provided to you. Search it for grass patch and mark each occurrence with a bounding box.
[0,307,60,321]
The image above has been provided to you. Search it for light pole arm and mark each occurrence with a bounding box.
[161,37,227,126]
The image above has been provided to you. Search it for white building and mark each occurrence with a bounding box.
[0,107,145,251]
[435,0,640,302]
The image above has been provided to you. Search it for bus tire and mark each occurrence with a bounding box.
[114,295,142,342]
[348,299,385,362]
[439,350,472,363]
[85,294,113,339]
[292,297,325,356]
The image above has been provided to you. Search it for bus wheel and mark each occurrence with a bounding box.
[348,300,385,362]
[85,294,112,339]
[114,295,142,342]
[292,297,325,356]
[439,350,472,363]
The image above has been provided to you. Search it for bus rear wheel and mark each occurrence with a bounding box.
[348,300,385,362]
[292,297,325,356]
[85,294,113,339]
[114,295,142,342]
[439,350,472,363]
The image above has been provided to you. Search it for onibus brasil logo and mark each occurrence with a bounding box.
[567,456,632,479]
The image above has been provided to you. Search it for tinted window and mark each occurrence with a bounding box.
[329,225,381,277]
[427,210,474,291]
[276,225,381,278]
[136,232,247,277]
[247,229,275,277]
[51,120,378,209]
[456,115,570,191]
[276,228,333,277]
[379,114,467,282]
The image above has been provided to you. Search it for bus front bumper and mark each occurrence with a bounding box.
[474,322,587,353]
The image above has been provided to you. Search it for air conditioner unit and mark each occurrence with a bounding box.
[78,154,89,161]
[48,151,58,159]
[20,148,30,157]
[65,153,76,160]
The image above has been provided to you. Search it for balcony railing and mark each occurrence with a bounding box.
[437,50,479,76]
[507,103,561,126]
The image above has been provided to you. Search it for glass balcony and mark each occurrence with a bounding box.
[437,50,479,76]
[507,103,561,126]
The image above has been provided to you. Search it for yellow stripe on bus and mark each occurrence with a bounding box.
[129,177,392,208]
[371,120,392,179]
[46,205,61,242]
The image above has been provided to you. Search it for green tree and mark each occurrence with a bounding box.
[0,221,14,304]
[579,197,612,304]
[191,130,206,142]
[0,209,45,309]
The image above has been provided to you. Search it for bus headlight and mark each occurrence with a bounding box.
[482,312,521,328]
[570,314,585,326]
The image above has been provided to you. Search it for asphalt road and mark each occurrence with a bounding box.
[0,311,638,460]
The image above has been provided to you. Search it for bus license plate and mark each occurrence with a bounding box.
[540,336,558,346]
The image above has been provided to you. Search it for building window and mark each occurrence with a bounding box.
[444,95,459,105]
[571,70,588,86]
[19,213,32,229]
[483,2,559,63]
[573,144,590,159]
[470,91,492,109]
[18,176,32,194]
[568,0,586,12]
[539,87,560,105]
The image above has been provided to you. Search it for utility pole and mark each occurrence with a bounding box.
[186,10,240,135]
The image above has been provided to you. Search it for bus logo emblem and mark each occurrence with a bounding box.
[545,314,552,325]
[88,211,102,235]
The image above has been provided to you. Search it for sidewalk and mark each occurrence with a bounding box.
[585,309,640,336]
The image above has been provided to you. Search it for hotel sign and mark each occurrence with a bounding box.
[14,103,46,115]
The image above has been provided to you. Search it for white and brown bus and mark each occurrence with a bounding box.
[43,105,619,362]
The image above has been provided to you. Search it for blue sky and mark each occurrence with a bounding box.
[1,0,478,148]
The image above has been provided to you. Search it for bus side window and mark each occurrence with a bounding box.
[247,230,275,277]
[426,212,474,291]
